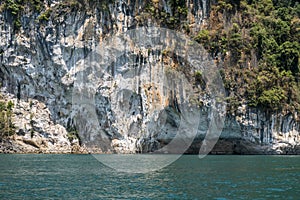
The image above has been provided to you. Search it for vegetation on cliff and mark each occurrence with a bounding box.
[0,0,44,29]
[194,0,300,114]
[0,94,15,138]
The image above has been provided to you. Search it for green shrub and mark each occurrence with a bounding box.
[7,101,14,111]
[38,8,52,21]
[0,101,16,138]
[258,87,286,109]
[0,101,6,111]
[194,30,210,44]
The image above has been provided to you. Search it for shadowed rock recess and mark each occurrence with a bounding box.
[0,0,299,154]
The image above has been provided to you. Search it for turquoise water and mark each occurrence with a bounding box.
[0,155,299,199]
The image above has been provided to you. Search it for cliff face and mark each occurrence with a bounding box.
[0,0,299,154]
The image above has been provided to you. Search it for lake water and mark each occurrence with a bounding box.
[0,155,299,199]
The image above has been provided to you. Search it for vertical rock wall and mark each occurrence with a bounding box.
[0,0,299,154]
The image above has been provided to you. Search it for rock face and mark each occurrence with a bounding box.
[0,0,299,154]
[0,94,86,153]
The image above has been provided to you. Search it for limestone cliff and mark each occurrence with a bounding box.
[0,0,299,154]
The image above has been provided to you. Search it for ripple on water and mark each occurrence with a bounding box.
[0,155,299,199]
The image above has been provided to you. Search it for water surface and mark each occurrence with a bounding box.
[0,155,299,199]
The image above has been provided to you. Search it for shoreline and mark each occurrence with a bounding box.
[1,152,300,155]
[1,138,300,155]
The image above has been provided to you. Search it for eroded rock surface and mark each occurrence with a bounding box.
[0,0,299,154]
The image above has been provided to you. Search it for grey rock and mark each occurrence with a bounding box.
[0,0,299,154]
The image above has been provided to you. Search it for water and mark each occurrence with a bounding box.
[0,155,299,199]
